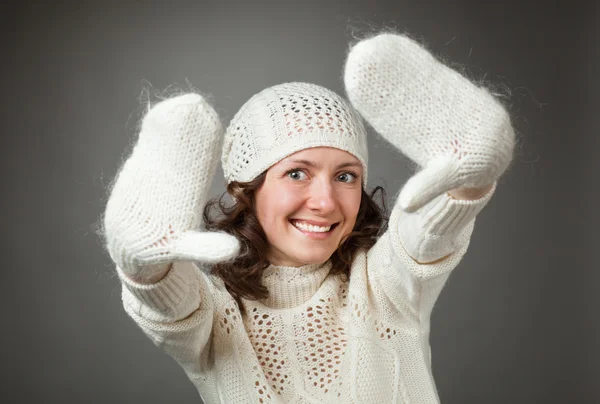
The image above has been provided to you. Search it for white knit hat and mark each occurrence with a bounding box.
[222,82,368,184]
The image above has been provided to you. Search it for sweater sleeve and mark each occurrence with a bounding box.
[116,260,215,378]
[397,182,496,264]
[366,182,496,323]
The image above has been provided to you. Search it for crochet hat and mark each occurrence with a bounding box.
[222,82,368,184]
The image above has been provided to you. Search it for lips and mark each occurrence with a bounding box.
[289,219,339,233]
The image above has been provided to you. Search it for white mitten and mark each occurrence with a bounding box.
[344,33,515,212]
[103,93,240,278]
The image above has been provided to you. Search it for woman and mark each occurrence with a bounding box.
[102,33,514,403]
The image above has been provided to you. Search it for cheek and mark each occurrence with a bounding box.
[341,189,362,227]
[257,186,304,229]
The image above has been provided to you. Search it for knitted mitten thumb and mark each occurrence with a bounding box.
[344,33,515,212]
[103,93,240,279]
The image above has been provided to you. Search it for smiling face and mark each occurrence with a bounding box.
[254,147,363,267]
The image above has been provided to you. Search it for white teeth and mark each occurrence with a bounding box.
[292,221,332,233]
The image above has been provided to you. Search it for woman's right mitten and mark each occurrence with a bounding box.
[103,93,240,279]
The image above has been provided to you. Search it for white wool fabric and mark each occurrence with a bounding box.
[116,183,495,403]
[222,82,369,184]
[103,94,240,278]
[344,33,515,212]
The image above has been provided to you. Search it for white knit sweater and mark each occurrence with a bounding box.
[116,183,495,404]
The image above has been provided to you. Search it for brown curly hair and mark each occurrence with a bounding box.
[203,171,388,310]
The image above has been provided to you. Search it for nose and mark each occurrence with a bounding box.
[306,178,337,215]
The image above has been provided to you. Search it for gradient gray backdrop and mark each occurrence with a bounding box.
[2,0,598,403]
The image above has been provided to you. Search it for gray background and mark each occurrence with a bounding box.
[2,0,598,403]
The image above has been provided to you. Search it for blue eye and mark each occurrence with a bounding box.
[337,172,357,183]
[287,170,307,180]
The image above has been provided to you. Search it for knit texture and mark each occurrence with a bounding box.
[116,185,494,403]
[222,82,369,185]
[103,94,240,278]
[344,33,515,212]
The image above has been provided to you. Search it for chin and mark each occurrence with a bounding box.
[293,250,335,266]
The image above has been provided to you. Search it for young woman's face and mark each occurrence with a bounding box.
[255,147,363,267]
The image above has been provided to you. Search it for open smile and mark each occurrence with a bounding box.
[289,219,339,239]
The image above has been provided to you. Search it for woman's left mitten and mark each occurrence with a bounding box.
[344,33,515,211]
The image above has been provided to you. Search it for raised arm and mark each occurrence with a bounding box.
[344,32,514,317]
[101,93,239,375]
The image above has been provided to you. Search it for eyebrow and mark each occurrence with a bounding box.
[286,159,362,170]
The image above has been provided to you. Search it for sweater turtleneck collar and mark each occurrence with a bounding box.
[257,261,332,309]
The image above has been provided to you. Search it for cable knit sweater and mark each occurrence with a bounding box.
[116,183,495,404]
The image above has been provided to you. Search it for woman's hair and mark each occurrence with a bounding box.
[203,171,388,310]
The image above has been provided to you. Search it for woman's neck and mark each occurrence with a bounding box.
[255,261,333,309]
